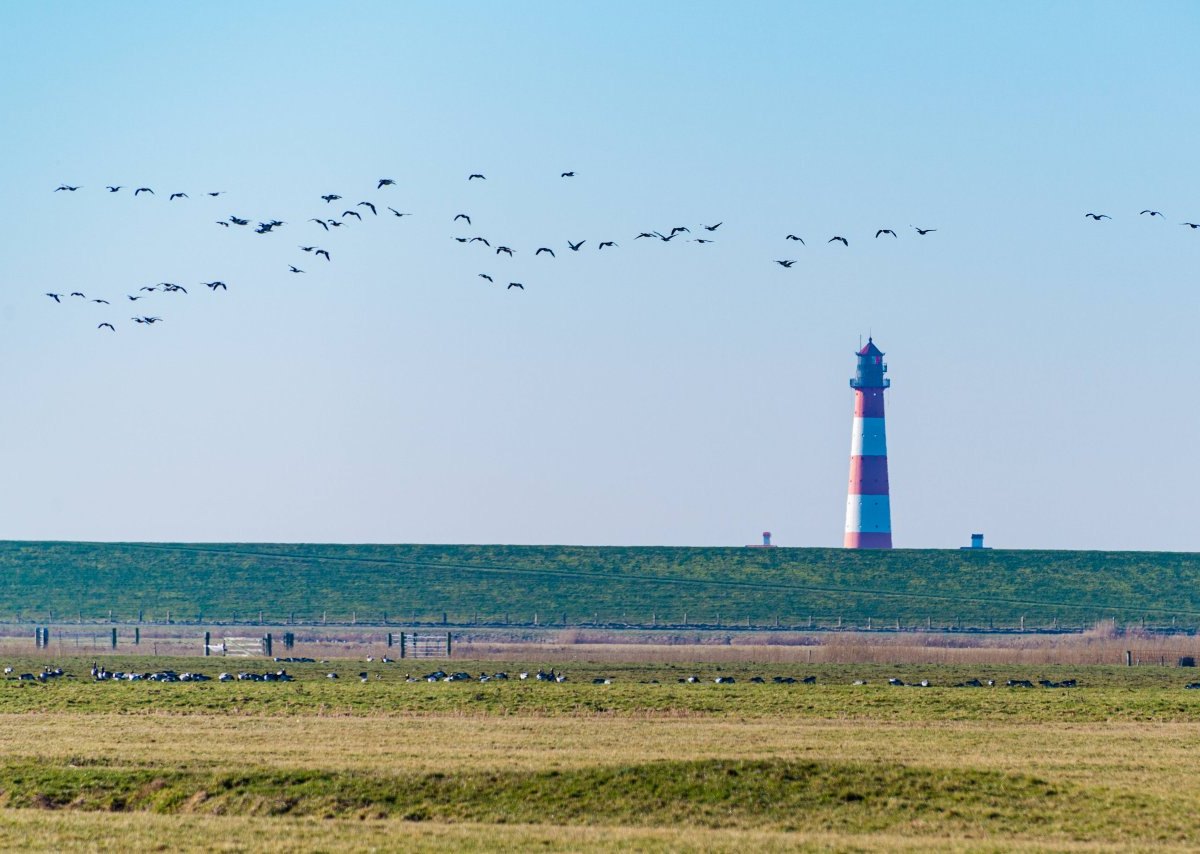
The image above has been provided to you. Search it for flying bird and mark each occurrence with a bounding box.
[785,234,805,243]
[478,274,493,282]
[357,201,377,215]
[327,220,343,227]
[46,293,62,302]
[669,226,690,236]
[469,236,490,246]
[203,281,227,290]
[1140,210,1164,217]
[654,231,678,242]
[635,233,655,239]
[568,240,585,251]
[377,178,395,188]
[289,265,304,273]
[71,292,86,298]
[92,299,109,304]
[912,227,936,235]
[309,218,330,230]
[496,246,514,256]
[134,187,153,195]
[875,229,897,238]
[207,191,224,196]
[315,249,330,261]
[507,282,524,290]
[342,210,362,220]
[300,246,316,252]
[599,241,617,249]
[387,208,410,217]
[1184,222,1200,229]
[561,171,575,177]
[703,222,723,231]
[828,236,849,246]
[106,186,121,192]
[216,221,229,227]
[98,323,115,331]
[229,216,250,225]
[774,260,796,268]
[468,173,486,180]
[454,237,469,243]
[169,192,188,200]
[454,214,471,224]
[690,238,714,244]
[321,194,341,203]
[1084,213,1110,220]
[55,185,80,192]
[536,247,555,256]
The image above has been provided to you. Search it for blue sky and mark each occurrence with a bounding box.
[1,2,1197,549]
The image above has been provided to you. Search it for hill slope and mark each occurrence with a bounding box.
[3,542,1199,628]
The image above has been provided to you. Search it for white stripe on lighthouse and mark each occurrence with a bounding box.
[850,417,888,457]
[844,494,892,533]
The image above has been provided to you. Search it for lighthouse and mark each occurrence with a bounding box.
[844,338,892,548]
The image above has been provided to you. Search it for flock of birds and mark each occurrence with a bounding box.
[8,659,1200,689]
[46,176,1199,334]
[43,172,950,333]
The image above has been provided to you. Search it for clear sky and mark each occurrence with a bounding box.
[1,2,1197,549]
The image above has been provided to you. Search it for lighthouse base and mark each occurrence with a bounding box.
[844,532,893,549]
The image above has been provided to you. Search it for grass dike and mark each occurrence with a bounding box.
[0,758,1182,843]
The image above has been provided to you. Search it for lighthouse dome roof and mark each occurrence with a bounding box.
[857,338,884,357]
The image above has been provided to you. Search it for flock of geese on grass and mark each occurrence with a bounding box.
[44,178,1200,334]
[12,660,1200,690]
[6,661,1200,689]
[44,172,950,332]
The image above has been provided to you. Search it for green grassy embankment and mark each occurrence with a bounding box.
[2,541,1199,628]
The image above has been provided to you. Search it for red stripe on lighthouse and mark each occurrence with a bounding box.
[847,455,890,494]
[845,531,893,549]
[854,388,886,418]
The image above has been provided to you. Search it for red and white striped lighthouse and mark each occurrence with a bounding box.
[844,338,892,548]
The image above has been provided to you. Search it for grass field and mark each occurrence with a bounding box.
[4,540,1200,628]
[2,657,1200,850]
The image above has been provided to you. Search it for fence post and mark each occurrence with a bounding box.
[111,628,117,649]
[1125,650,1132,667]
[263,633,272,657]
[387,632,393,648]
[400,633,406,659]
[204,631,211,656]
[446,632,452,658]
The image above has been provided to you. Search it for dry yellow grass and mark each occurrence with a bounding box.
[7,811,1185,854]
[2,713,1199,805]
